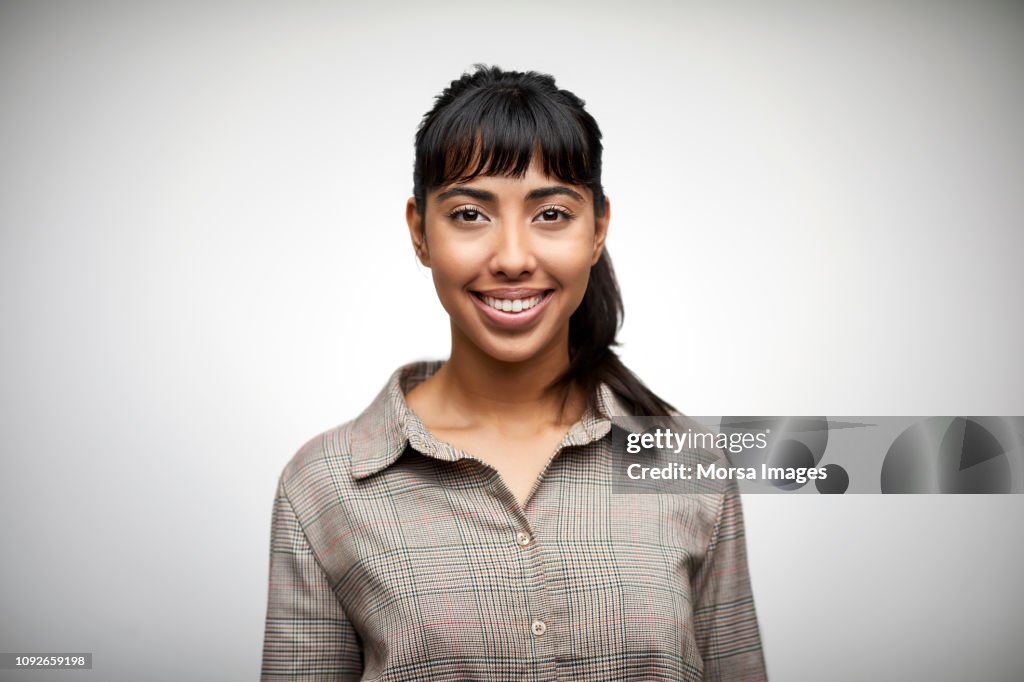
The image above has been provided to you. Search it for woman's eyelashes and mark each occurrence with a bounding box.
[446,205,487,223]
[537,206,577,223]
[446,204,577,225]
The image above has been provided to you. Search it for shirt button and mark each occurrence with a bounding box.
[531,619,547,636]
[516,531,532,547]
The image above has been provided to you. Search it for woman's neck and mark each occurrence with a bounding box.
[412,325,588,434]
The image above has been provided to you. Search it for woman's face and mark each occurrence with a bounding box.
[406,155,610,365]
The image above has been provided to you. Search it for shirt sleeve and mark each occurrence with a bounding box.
[690,480,769,681]
[260,474,364,681]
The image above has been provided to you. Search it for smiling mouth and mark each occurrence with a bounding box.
[471,290,554,313]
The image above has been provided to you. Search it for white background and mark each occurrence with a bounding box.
[1,1,1022,679]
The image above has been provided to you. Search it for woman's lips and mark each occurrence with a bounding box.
[470,289,554,329]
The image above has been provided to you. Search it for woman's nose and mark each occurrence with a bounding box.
[490,222,535,278]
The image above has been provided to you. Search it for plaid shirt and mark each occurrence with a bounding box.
[261,359,767,681]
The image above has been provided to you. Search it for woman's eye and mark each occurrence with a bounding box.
[450,208,486,223]
[537,207,574,223]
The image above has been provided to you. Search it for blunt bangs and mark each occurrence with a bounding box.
[414,84,604,215]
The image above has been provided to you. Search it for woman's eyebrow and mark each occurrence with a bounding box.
[436,187,495,203]
[525,186,585,203]
[435,185,585,203]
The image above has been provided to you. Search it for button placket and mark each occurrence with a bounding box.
[509,508,556,672]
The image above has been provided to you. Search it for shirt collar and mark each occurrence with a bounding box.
[349,359,631,481]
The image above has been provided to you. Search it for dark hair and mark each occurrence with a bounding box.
[412,63,677,418]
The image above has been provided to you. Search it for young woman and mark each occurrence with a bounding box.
[261,64,767,681]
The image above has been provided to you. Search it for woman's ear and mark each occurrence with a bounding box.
[592,195,610,265]
[405,197,431,267]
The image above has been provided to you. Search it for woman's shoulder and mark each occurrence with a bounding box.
[275,417,360,497]
[275,359,441,495]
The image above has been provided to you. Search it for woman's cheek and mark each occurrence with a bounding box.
[540,248,593,291]
[432,276,464,318]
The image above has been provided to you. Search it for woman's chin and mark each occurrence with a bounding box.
[481,346,541,365]
[452,316,566,365]
[475,338,552,365]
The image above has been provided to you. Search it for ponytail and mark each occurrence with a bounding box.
[548,249,679,419]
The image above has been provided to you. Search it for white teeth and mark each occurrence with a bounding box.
[481,293,545,313]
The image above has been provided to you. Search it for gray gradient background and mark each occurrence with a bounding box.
[1,1,1022,680]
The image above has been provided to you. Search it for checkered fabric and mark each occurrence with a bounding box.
[261,359,767,681]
